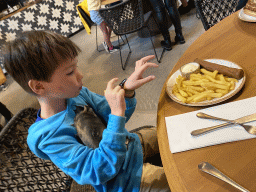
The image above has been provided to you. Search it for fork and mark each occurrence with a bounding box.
[191,112,256,136]
[198,162,250,192]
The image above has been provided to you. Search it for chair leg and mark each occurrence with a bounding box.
[95,25,104,52]
[0,102,13,123]
[124,35,131,51]
[152,15,167,61]
[145,26,165,63]
[119,35,126,46]
[118,35,132,70]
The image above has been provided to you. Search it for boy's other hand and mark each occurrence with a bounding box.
[124,55,158,91]
[105,78,126,117]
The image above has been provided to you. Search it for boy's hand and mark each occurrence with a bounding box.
[105,78,126,117]
[124,55,158,91]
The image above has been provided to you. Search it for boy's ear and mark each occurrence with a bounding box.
[28,80,45,95]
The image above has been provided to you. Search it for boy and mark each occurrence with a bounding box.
[3,30,171,192]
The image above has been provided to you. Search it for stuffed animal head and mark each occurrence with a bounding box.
[74,105,106,149]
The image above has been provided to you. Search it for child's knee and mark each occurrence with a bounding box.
[140,163,171,192]
[132,126,159,161]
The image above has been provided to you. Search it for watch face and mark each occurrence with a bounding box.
[119,78,127,88]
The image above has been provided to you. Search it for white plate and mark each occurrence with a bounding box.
[238,8,256,22]
[166,59,246,107]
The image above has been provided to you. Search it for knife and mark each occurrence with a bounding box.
[191,112,256,136]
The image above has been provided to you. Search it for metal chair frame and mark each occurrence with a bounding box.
[99,0,165,70]
[95,24,104,52]
[0,108,73,191]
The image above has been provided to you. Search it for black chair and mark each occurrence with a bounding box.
[77,4,125,53]
[0,102,13,132]
[0,108,73,191]
[99,0,165,70]
[194,0,239,30]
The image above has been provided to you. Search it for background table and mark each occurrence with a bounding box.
[157,11,256,192]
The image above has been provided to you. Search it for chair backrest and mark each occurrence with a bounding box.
[0,108,73,191]
[99,0,145,35]
[195,0,239,30]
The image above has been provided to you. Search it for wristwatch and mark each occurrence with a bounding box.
[119,78,127,89]
[119,78,135,98]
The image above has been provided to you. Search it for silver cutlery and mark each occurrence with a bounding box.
[198,162,250,192]
[191,112,256,136]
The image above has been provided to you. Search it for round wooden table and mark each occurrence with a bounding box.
[157,11,256,192]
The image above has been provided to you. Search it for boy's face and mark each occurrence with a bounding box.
[42,57,83,99]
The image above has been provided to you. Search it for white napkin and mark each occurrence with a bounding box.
[165,96,256,153]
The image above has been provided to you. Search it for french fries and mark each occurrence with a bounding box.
[172,68,238,103]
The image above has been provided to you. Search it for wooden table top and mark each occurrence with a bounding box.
[157,11,256,192]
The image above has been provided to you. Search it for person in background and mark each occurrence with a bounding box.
[88,0,119,53]
[3,30,171,192]
[149,0,186,51]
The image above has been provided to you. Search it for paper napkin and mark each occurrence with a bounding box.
[165,96,256,153]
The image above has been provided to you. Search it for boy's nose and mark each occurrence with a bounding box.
[77,70,83,80]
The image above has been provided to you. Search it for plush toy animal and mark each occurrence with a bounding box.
[74,105,106,149]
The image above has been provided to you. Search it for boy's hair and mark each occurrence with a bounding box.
[2,30,81,95]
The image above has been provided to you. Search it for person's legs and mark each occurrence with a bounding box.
[140,163,171,192]
[99,21,113,49]
[148,0,172,51]
[99,21,120,53]
[106,24,112,39]
[89,10,119,53]
[164,0,185,44]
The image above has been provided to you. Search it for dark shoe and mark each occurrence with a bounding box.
[161,40,172,51]
[175,34,185,44]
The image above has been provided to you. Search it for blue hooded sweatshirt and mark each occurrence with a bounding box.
[27,87,143,192]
